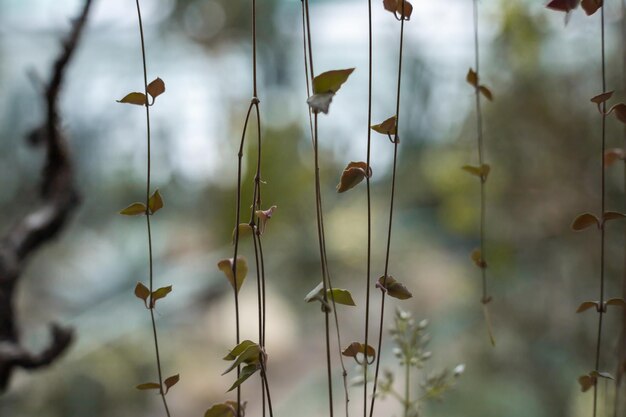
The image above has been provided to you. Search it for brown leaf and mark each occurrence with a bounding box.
[147,77,166,99]
[576,301,598,313]
[604,148,625,167]
[606,298,626,308]
[396,0,413,19]
[150,286,172,308]
[546,0,579,12]
[578,374,597,392]
[571,213,599,231]
[581,0,602,15]
[148,189,164,214]
[337,162,371,193]
[603,211,626,223]
[609,103,626,124]
[479,85,493,101]
[134,282,150,307]
[377,276,412,300]
[117,92,147,106]
[342,342,376,364]
[591,90,613,104]
[163,374,179,394]
[371,116,397,135]
[466,68,478,87]
[471,248,487,269]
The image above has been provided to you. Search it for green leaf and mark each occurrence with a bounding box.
[117,92,147,106]
[217,257,248,294]
[576,301,598,313]
[134,282,150,308]
[119,202,147,216]
[327,288,356,306]
[571,213,600,231]
[148,189,164,214]
[163,374,179,394]
[313,68,355,94]
[378,276,412,300]
[204,403,236,417]
[222,344,261,375]
[371,116,397,135]
[150,285,172,308]
[147,77,166,100]
[227,363,259,392]
[337,162,372,193]
[307,93,334,114]
[223,340,258,361]
[462,164,490,180]
[136,382,161,390]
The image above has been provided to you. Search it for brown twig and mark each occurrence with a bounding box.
[0,0,93,392]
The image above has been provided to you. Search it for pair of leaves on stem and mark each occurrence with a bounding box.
[383,0,413,20]
[462,164,490,182]
[134,283,172,309]
[305,282,356,312]
[342,342,376,365]
[337,162,372,193]
[547,0,603,16]
[307,68,354,114]
[590,91,626,126]
[576,298,626,313]
[571,212,626,231]
[119,189,164,216]
[578,370,613,392]
[217,257,248,294]
[136,374,179,394]
[222,340,263,392]
[466,69,493,102]
[204,402,247,417]
[117,77,166,106]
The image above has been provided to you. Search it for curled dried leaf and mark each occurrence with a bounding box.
[479,85,493,101]
[571,213,599,231]
[471,248,487,269]
[466,68,478,87]
[342,342,376,364]
[255,205,277,235]
[606,298,626,308]
[119,202,147,216]
[117,92,147,106]
[609,103,626,124]
[591,90,613,104]
[371,116,397,135]
[163,374,179,394]
[578,374,596,392]
[603,211,626,223]
[337,162,372,193]
[134,282,150,308]
[377,276,412,300]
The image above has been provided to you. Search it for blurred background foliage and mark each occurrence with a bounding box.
[1,0,626,416]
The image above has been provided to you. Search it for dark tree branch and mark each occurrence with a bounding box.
[0,0,93,392]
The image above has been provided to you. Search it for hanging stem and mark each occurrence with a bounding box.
[134,1,172,416]
[369,3,405,416]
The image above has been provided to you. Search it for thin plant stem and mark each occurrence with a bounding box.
[404,360,410,417]
[369,3,405,416]
[134,1,172,415]
[593,5,608,417]
[363,0,374,415]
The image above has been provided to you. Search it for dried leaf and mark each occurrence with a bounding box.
[466,68,478,87]
[119,202,147,216]
[591,90,613,104]
[576,301,598,313]
[217,257,248,294]
[337,162,371,193]
[590,370,614,380]
[604,148,625,166]
[342,342,376,363]
[117,92,147,106]
[603,211,626,223]
[479,85,493,101]
[307,93,334,114]
[609,103,626,124]
[606,298,626,308]
[377,276,412,300]
[163,374,179,394]
[546,0,579,12]
[136,382,161,390]
[383,0,396,12]
[150,285,172,308]
[578,374,596,392]
[312,68,355,94]
[371,116,397,135]
[581,0,603,15]
[148,189,164,214]
[134,282,150,308]
[395,0,413,19]
[147,77,166,99]
[204,403,236,417]
[471,248,487,269]
[571,213,599,231]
